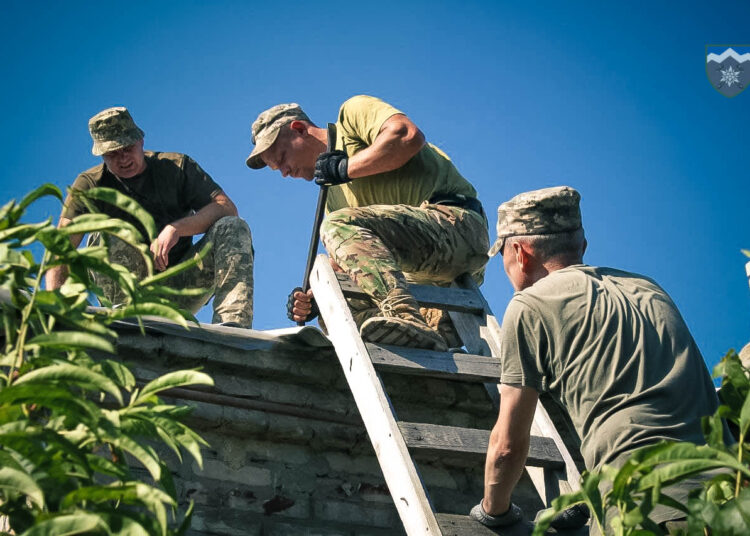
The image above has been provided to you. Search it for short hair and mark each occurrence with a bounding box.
[511,227,585,263]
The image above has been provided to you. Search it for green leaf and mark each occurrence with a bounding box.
[138,242,211,287]
[111,303,191,328]
[25,331,115,354]
[19,512,108,536]
[133,370,213,406]
[742,249,750,259]
[76,187,156,241]
[0,466,45,508]
[61,213,144,244]
[0,221,53,244]
[15,363,123,405]
[95,359,136,391]
[739,390,750,437]
[17,183,63,212]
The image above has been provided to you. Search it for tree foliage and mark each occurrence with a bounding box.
[534,348,750,536]
[0,184,213,535]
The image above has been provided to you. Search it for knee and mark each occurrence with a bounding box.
[208,216,253,247]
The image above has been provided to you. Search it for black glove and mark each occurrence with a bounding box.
[286,286,319,322]
[550,503,589,530]
[314,150,350,186]
[469,501,523,527]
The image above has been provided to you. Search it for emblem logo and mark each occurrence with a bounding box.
[706,45,750,98]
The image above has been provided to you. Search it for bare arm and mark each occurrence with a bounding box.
[346,114,425,179]
[482,384,539,515]
[151,192,238,271]
[44,217,83,290]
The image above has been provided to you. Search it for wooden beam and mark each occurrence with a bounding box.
[436,513,534,536]
[398,422,564,469]
[367,343,501,383]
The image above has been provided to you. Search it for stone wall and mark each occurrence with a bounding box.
[114,323,543,535]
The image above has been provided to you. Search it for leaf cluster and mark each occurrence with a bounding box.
[0,185,215,535]
[534,349,750,536]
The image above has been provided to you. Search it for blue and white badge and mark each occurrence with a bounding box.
[706,45,750,98]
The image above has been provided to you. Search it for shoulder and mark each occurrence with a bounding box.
[146,151,189,166]
[339,95,402,118]
[72,163,106,187]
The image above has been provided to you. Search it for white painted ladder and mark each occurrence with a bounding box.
[309,254,583,535]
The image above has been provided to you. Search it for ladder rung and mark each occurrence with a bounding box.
[336,273,484,314]
[366,343,501,383]
[398,422,565,470]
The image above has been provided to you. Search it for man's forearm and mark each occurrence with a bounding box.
[483,429,530,514]
[170,196,237,238]
[45,265,69,290]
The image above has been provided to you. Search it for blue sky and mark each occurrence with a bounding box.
[1,1,748,370]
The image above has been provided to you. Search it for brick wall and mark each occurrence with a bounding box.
[115,325,543,535]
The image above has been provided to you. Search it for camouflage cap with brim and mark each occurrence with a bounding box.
[488,186,582,257]
[89,107,144,156]
[246,103,310,169]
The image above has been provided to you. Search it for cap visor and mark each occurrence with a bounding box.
[245,127,281,169]
[488,237,504,257]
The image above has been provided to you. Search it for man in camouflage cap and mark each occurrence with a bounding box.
[247,95,490,350]
[46,107,254,328]
[470,186,725,532]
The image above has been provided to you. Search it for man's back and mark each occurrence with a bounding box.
[500,265,720,469]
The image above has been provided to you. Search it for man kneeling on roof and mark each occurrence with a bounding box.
[246,95,489,350]
[471,186,726,532]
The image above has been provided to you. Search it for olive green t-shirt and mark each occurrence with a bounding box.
[499,265,720,470]
[62,152,222,265]
[326,95,478,212]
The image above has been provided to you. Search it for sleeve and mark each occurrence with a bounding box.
[61,173,96,220]
[337,95,404,147]
[499,297,548,392]
[181,155,223,211]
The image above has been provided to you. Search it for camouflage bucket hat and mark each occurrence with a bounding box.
[88,107,144,156]
[246,103,310,169]
[488,186,582,257]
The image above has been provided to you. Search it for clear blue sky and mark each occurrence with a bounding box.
[1,1,748,370]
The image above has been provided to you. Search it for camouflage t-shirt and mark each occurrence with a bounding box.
[326,95,478,212]
[499,265,720,470]
[62,152,222,265]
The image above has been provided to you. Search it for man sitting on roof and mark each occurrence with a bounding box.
[46,106,254,328]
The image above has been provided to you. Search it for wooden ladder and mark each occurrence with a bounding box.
[309,254,583,535]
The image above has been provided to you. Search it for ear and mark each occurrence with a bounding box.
[514,242,534,273]
[289,120,307,135]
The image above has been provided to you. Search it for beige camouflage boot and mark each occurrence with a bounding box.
[360,288,448,351]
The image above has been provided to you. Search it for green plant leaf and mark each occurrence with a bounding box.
[17,183,63,212]
[15,363,122,405]
[133,370,213,406]
[76,187,156,241]
[138,242,211,287]
[95,359,136,391]
[19,512,108,536]
[111,303,191,328]
[739,389,750,437]
[25,331,115,354]
[0,466,45,508]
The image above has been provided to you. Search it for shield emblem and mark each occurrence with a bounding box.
[706,45,750,98]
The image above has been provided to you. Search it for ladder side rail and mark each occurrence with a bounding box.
[310,255,442,536]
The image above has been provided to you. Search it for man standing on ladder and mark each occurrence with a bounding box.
[471,186,725,532]
[246,95,489,350]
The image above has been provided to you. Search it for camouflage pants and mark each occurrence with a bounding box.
[319,203,489,342]
[90,216,254,327]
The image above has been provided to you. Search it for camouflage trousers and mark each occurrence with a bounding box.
[89,216,254,327]
[319,203,490,343]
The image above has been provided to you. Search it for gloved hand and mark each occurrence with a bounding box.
[469,501,523,527]
[314,150,350,186]
[549,503,590,529]
[286,287,319,323]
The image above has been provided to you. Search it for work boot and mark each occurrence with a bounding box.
[360,288,448,351]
